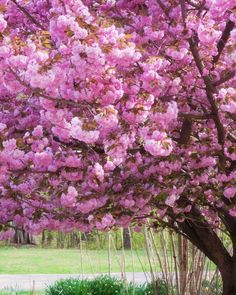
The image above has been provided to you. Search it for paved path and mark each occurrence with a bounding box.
[0,273,151,291]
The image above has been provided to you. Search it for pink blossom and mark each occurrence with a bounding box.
[70,117,100,144]
[96,213,115,230]
[166,47,188,61]
[33,151,53,170]
[229,208,236,217]
[197,20,221,46]
[93,163,104,182]
[165,194,180,207]
[144,139,173,157]
[224,187,236,199]
[30,71,55,89]
[65,156,82,168]
[32,125,43,138]
[116,215,132,227]
[120,198,135,209]
[0,46,11,58]
[104,160,116,171]
[110,46,141,67]
[61,186,78,207]
[221,101,236,114]
[0,230,14,241]
[0,14,7,32]
[3,139,16,151]
[77,199,97,214]
[0,123,6,132]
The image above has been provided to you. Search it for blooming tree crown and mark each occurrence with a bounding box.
[0,0,236,238]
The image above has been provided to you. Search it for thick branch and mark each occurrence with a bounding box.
[213,20,235,64]
[177,118,193,145]
[213,70,236,87]
[179,112,213,120]
[188,37,225,145]
[178,208,232,270]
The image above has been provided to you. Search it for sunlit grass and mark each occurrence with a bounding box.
[0,247,216,275]
[0,247,151,274]
[0,290,43,295]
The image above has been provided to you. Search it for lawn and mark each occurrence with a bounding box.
[0,291,43,295]
[0,247,151,274]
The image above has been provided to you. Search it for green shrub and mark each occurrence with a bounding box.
[45,278,90,295]
[45,275,167,295]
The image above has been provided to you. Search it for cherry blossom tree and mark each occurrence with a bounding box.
[0,0,236,293]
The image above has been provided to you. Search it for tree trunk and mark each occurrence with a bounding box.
[176,214,234,295]
[41,230,46,247]
[220,241,236,295]
[12,228,35,245]
[178,235,188,295]
[123,228,131,249]
[220,267,236,295]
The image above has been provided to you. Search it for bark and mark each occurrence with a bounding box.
[178,235,188,295]
[12,228,36,245]
[123,227,131,249]
[175,205,235,295]
[220,268,236,295]
[48,231,54,246]
[222,238,236,295]
[41,230,46,247]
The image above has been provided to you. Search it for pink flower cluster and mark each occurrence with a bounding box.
[61,186,78,208]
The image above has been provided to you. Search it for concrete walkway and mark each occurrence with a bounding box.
[0,273,151,291]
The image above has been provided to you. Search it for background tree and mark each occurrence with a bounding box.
[12,227,35,245]
[123,228,131,250]
[0,0,236,294]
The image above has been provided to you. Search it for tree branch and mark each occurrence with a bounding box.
[186,0,206,9]
[178,205,232,270]
[10,0,46,30]
[179,112,213,120]
[52,136,105,154]
[156,0,171,20]
[213,70,236,87]
[177,118,193,145]
[188,37,225,145]
[180,0,187,26]
[213,20,235,64]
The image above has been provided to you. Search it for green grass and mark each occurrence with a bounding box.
[0,247,152,274]
[0,247,216,275]
[0,290,43,295]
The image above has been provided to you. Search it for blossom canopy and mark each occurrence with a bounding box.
[0,0,236,240]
